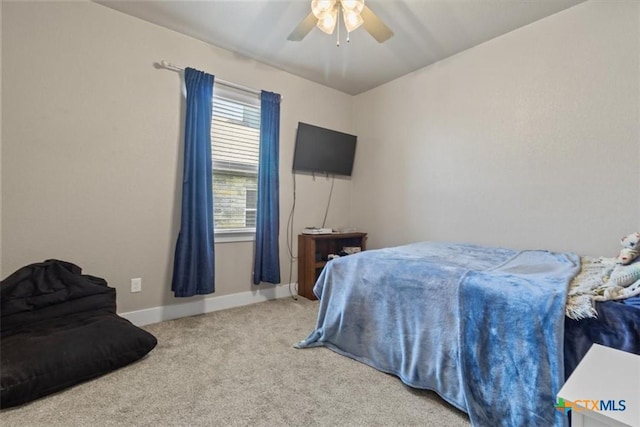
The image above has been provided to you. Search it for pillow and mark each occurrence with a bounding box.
[609,262,640,287]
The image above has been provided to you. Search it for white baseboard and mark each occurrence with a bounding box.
[119,283,296,326]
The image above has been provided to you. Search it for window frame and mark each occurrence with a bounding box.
[211,84,261,243]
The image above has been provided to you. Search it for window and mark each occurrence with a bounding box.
[244,189,257,228]
[211,85,261,238]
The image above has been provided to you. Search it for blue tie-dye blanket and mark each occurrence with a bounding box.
[295,242,581,427]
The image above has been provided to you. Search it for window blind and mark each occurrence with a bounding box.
[211,86,261,231]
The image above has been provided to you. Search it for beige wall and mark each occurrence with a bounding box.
[1,1,353,312]
[352,0,640,257]
[4,0,639,315]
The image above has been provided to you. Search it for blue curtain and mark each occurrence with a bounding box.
[172,68,215,297]
[253,91,281,284]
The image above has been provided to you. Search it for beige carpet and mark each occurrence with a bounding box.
[1,297,470,426]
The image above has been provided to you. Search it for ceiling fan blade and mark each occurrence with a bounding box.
[360,5,394,43]
[287,12,318,41]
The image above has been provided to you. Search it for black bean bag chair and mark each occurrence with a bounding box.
[1,260,157,408]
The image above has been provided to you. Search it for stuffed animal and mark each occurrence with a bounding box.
[616,232,640,265]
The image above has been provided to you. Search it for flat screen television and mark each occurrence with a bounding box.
[292,122,357,176]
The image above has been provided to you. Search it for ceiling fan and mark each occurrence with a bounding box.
[288,0,394,44]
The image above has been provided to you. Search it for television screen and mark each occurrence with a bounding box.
[292,122,357,176]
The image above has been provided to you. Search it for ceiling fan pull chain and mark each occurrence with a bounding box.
[347,31,350,43]
[336,6,340,47]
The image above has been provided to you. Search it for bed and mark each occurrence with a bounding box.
[295,241,640,427]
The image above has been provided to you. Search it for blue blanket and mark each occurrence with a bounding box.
[296,242,580,427]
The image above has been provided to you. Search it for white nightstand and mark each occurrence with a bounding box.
[558,344,639,427]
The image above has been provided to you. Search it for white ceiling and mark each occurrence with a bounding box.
[95,0,586,95]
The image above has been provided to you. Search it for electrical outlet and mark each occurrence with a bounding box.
[131,278,142,293]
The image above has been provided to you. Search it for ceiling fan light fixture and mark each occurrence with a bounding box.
[289,0,391,44]
[340,0,364,14]
[311,0,337,19]
[342,9,363,32]
[316,8,338,34]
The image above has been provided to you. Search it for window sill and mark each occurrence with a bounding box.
[215,230,255,243]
